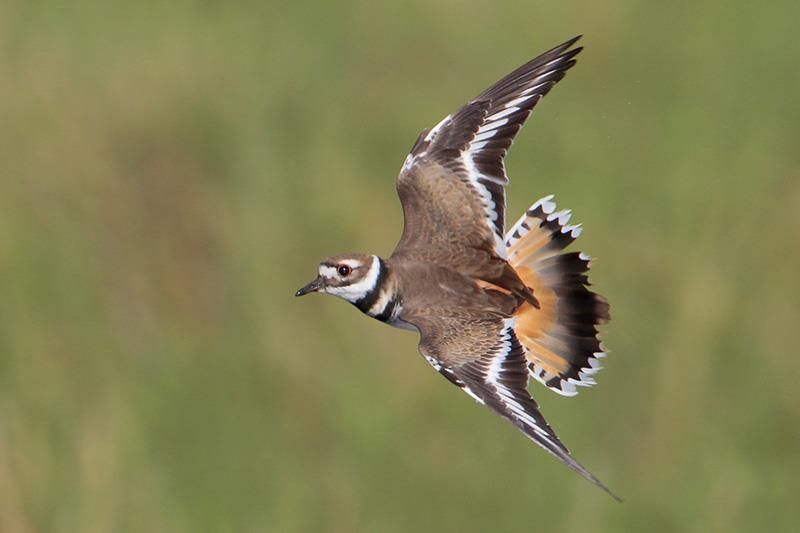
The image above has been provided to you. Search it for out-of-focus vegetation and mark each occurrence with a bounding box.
[1,1,799,531]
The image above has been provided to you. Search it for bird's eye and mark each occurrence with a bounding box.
[337,264,352,277]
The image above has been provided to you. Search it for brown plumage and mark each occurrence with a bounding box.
[296,36,617,500]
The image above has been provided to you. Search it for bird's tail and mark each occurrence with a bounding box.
[505,195,610,397]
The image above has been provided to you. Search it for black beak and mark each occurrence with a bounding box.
[295,276,324,297]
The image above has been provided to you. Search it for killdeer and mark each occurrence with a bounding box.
[296,36,617,499]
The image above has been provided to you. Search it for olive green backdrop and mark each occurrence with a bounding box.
[1,1,798,531]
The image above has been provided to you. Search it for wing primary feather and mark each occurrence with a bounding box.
[416,315,620,501]
[395,37,583,264]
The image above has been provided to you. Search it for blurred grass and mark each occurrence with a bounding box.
[1,0,799,531]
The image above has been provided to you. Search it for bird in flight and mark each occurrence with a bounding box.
[296,36,617,500]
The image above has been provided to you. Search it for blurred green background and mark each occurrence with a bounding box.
[1,0,799,531]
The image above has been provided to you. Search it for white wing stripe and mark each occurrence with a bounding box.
[487,322,563,449]
[476,117,509,133]
[486,106,520,121]
[472,129,499,143]
[461,150,508,258]
[470,141,488,150]
[520,81,549,96]
[505,94,535,108]
[423,354,486,405]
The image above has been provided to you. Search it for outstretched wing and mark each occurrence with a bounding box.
[411,311,619,500]
[392,36,583,270]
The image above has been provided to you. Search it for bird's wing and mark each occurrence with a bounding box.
[392,36,582,270]
[409,310,619,500]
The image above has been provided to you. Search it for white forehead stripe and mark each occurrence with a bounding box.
[324,255,382,302]
[319,265,338,278]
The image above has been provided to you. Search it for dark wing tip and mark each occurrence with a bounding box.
[473,34,583,102]
[572,461,623,502]
[551,35,583,53]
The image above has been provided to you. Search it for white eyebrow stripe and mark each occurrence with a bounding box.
[323,255,382,302]
[319,265,338,278]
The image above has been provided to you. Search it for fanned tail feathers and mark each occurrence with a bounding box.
[505,195,610,396]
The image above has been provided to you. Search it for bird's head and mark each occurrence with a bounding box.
[295,254,383,304]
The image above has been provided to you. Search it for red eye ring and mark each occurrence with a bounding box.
[337,264,352,277]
